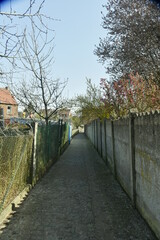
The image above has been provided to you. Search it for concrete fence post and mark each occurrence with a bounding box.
[104,119,107,163]
[58,119,63,155]
[111,121,116,178]
[129,114,136,207]
[94,120,96,146]
[32,122,38,182]
[92,121,94,144]
[96,119,98,150]
[100,120,102,156]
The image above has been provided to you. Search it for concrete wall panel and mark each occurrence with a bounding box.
[113,119,132,197]
[85,113,160,239]
[134,114,160,239]
[105,120,113,172]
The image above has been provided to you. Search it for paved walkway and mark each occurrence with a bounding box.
[0,134,157,240]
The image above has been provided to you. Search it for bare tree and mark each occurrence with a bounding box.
[95,0,160,83]
[13,24,67,125]
[0,0,59,77]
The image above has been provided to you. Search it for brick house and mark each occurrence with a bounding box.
[0,87,18,121]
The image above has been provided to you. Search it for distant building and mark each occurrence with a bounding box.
[0,87,18,122]
[57,108,71,122]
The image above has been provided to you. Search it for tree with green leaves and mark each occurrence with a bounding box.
[75,79,109,124]
[71,115,82,129]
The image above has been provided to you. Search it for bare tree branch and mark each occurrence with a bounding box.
[0,0,59,72]
[12,24,67,125]
[95,0,160,83]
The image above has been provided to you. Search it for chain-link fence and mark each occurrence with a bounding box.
[0,121,70,213]
[0,134,33,212]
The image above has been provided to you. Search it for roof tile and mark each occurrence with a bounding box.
[0,88,17,105]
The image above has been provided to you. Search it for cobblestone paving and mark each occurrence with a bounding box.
[0,134,157,240]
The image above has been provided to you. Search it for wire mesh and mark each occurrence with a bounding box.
[0,134,33,212]
[35,122,69,179]
[35,124,60,179]
[0,121,70,213]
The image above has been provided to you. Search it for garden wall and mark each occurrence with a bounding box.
[134,114,160,238]
[85,112,160,239]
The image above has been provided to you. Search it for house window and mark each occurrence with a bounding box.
[7,106,12,114]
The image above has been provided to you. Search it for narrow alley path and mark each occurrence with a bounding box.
[0,134,157,240]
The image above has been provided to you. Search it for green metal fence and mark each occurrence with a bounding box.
[35,124,60,179]
[0,121,70,213]
[35,122,69,179]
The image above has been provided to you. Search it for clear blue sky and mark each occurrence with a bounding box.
[2,0,108,98]
[44,0,107,98]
